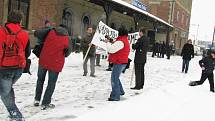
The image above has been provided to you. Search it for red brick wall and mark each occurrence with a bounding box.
[30,0,63,29]
[173,3,190,31]
[148,1,170,23]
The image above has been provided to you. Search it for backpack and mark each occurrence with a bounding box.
[0,26,26,68]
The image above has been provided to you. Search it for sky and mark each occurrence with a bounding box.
[189,0,215,42]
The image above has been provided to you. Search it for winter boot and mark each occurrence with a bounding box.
[41,104,55,110]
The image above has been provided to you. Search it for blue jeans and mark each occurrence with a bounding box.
[35,66,59,105]
[110,64,126,100]
[182,59,190,73]
[0,69,23,120]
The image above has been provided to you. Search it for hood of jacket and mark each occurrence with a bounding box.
[54,26,69,36]
[5,23,22,34]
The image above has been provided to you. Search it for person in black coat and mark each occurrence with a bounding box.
[181,39,194,73]
[131,28,149,90]
[189,50,215,92]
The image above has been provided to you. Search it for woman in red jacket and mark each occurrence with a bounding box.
[105,26,130,101]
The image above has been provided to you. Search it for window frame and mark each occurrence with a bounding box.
[8,0,30,29]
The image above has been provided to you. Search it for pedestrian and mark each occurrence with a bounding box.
[161,41,166,58]
[33,24,72,110]
[151,42,157,57]
[95,47,102,66]
[0,10,31,121]
[104,26,130,101]
[81,26,96,77]
[166,43,171,59]
[181,39,194,73]
[32,20,54,57]
[130,28,149,90]
[189,50,215,92]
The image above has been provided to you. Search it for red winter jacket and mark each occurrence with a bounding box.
[108,36,130,64]
[0,23,29,68]
[39,27,69,72]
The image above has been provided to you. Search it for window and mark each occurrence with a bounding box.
[82,15,90,36]
[182,13,184,24]
[186,16,189,27]
[176,11,180,22]
[8,0,30,29]
[62,8,73,36]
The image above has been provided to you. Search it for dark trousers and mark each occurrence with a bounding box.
[134,63,145,88]
[182,59,190,73]
[96,54,101,66]
[35,66,59,105]
[194,72,214,92]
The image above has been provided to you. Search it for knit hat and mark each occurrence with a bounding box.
[207,50,215,55]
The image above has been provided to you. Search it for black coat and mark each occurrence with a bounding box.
[181,43,194,60]
[80,33,96,57]
[132,36,149,64]
[199,56,215,74]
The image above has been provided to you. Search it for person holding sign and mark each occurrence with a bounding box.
[131,28,149,90]
[81,26,96,77]
[104,26,130,101]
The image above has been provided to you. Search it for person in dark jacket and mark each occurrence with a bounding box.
[34,24,72,110]
[81,26,96,77]
[131,28,149,90]
[161,41,166,58]
[189,50,215,92]
[0,10,30,121]
[181,39,194,73]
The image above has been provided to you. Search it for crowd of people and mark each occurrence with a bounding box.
[0,10,215,121]
[151,41,173,59]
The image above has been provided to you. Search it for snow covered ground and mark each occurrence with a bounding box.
[0,53,215,121]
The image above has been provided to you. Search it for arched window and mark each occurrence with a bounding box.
[82,15,90,36]
[8,0,30,29]
[62,8,73,36]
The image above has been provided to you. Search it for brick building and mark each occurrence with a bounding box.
[148,0,193,53]
[0,0,172,49]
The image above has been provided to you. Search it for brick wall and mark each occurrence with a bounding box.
[173,3,190,31]
[148,1,169,23]
[30,0,63,29]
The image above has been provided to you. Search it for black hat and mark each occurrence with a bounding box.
[207,50,215,55]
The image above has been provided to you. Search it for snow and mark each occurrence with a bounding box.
[0,52,215,121]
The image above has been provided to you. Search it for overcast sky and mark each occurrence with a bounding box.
[189,0,215,42]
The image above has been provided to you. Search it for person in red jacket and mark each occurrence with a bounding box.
[0,11,30,121]
[34,24,72,110]
[105,26,130,101]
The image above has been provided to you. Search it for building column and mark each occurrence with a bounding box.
[133,13,141,31]
[103,1,112,26]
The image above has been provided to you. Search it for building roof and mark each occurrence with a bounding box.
[111,0,173,28]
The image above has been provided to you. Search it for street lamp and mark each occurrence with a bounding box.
[212,26,215,48]
[190,24,199,45]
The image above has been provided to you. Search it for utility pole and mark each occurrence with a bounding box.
[195,24,199,45]
[212,26,215,48]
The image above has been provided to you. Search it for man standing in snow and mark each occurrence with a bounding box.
[181,39,194,73]
[81,26,96,77]
[0,10,31,121]
[131,28,149,90]
[34,24,72,110]
[105,26,130,101]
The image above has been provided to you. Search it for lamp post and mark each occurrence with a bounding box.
[190,24,199,45]
[212,26,215,48]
